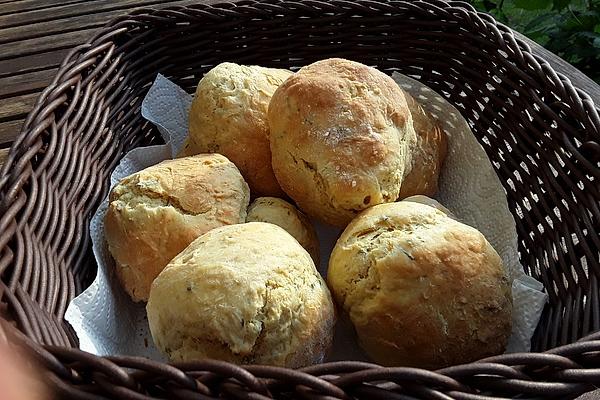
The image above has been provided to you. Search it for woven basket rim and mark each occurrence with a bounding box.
[1,1,599,398]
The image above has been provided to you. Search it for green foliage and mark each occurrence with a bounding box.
[469,0,600,83]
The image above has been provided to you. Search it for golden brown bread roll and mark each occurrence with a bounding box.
[181,62,292,197]
[403,194,455,218]
[246,197,320,264]
[399,91,447,198]
[147,222,336,367]
[327,201,512,369]
[268,58,418,227]
[104,154,250,302]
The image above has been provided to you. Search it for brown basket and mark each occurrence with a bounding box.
[1,0,599,398]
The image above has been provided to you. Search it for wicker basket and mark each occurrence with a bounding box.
[1,0,599,398]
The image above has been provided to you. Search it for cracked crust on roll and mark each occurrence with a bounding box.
[399,91,447,198]
[180,62,292,197]
[246,197,320,264]
[146,222,336,367]
[104,154,250,302]
[268,58,418,227]
[327,201,512,369]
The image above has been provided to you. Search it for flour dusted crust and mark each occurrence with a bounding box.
[104,154,250,302]
[327,201,512,368]
[181,62,292,197]
[268,58,419,226]
[146,222,336,367]
[246,197,320,264]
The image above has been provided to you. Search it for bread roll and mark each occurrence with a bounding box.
[268,58,418,226]
[399,91,447,198]
[181,62,292,197]
[403,195,455,218]
[327,201,512,369]
[147,222,336,367]
[246,197,319,263]
[105,154,250,302]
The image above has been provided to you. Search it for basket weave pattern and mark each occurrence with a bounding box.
[0,1,599,398]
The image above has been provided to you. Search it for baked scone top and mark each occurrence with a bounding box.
[147,222,335,367]
[268,58,418,226]
[182,62,292,197]
[105,154,250,302]
[328,201,512,368]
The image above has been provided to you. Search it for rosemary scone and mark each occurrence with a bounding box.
[181,62,292,197]
[246,197,320,264]
[268,58,419,226]
[147,222,336,367]
[104,154,249,302]
[327,201,512,368]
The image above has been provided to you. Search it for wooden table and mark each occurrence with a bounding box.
[0,0,207,167]
[0,1,598,398]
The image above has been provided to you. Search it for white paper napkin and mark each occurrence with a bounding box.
[66,72,547,361]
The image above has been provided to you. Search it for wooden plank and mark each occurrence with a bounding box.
[0,28,96,61]
[0,0,196,29]
[0,0,200,45]
[0,68,57,99]
[0,119,23,146]
[0,0,91,16]
[0,49,68,78]
[0,92,38,120]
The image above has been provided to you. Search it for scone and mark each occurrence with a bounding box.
[147,222,336,367]
[268,58,418,226]
[104,154,250,302]
[180,62,292,197]
[327,201,512,369]
[246,197,320,264]
[403,195,455,218]
[399,91,447,198]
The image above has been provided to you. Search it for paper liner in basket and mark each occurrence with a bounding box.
[66,72,547,361]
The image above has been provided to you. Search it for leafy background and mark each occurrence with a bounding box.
[468,0,600,82]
